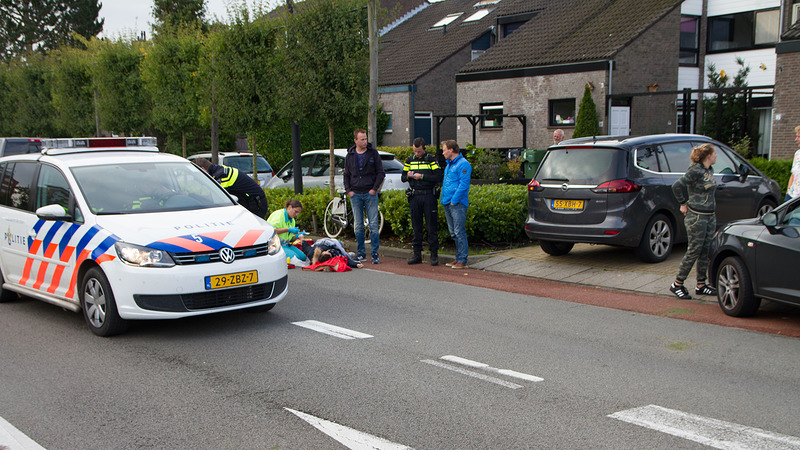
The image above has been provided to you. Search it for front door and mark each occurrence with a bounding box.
[609,106,630,136]
[414,112,432,146]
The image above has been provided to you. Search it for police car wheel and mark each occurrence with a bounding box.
[81,267,128,337]
[0,268,18,303]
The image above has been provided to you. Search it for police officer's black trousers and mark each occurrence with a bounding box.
[242,192,269,219]
[410,193,438,253]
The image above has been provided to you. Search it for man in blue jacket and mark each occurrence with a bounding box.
[343,129,385,264]
[440,139,471,269]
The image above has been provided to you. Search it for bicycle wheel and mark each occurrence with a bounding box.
[364,210,385,241]
[324,198,346,238]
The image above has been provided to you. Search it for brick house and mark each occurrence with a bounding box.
[379,0,794,159]
[378,0,683,149]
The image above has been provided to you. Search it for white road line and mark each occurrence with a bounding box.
[285,408,413,450]
[421,359,523,389]
[291,320,373,340]
[0,416,46,450]
[441,355,544,383]
[609,405,800,449]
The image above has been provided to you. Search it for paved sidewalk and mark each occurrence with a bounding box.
[471,243,696,301]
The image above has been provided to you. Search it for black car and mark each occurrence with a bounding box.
[709,196,800,317]
[524,134,782,263]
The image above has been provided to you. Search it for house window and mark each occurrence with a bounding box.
[755,9,779,45]
[549,99,575,126]
[680,16,699,66]
[463,9,490,23]
[793,1,800,25]
[385,112,392,133]
[708,9,779,52]
[480,103,503,128]
[432,12,462,28]
[502,21,524,37]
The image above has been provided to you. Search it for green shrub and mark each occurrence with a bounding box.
[379,146,413,164]
[264,183,528,245]
[750,157,791,195]
[465,184,527,243]
[573,85,600,138]
[381,189,413,239]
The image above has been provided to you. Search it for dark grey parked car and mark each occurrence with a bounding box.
[524,134,782,263]
[709,196,800,317]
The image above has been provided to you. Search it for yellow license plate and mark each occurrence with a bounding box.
[205,270,258,290]
[551,199,584,210]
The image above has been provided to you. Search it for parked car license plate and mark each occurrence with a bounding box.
[205,270,258,290]
[551,199,584,210]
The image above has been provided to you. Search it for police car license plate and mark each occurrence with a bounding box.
[205,270,258,290]
[551,199,584,210]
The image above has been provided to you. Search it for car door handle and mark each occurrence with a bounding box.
[717,184,726,190]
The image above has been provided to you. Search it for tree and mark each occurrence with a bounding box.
[699,58,756,153]
[213,8,280,181]
[281,0,369,196]
[572,85,600,139]
[91,38,151,136]
[152,0,206,33]
[0,0,102,60]
[141,26,203,156]
[6,54,59,136]
[55,0,103,48]
[51,45,96,136]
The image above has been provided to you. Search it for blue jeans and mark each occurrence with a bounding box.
[443,202,468,263]
[350,192,380,258]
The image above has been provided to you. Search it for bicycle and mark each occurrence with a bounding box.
[323,190,384,239]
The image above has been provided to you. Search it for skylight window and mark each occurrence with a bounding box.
[463,9,490,23]
[432,12,463,28]
[474,0,500,6]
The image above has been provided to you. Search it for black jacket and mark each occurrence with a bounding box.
[401,152,443,190]
[343,143,385,193]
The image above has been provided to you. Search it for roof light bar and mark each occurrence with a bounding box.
[40,137,159,154]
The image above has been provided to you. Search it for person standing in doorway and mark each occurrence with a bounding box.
[402,137,443,266]
[343,129,385,264]
[441,139,471,269]
[670,143,718,299]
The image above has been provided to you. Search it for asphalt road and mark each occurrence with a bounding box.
[1,266,799,449]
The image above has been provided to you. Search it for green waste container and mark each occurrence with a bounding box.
[521,148,547,179]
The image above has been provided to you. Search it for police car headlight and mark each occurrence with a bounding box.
[267,232,282,255]
[115,242,175,267]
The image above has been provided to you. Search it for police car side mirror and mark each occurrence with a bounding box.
[36,204,73,222]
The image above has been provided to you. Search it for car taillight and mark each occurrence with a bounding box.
[592,180,641,193]
[527,179,543,192]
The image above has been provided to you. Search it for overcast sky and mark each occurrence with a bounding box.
[98,0,282,38]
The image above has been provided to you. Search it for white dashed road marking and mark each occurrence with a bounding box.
[421,355,543,389]
[0,416,46,450]
[291,320,374,339]
[609,404,800,449]
[286,408,413,450]
[440,355,544,383]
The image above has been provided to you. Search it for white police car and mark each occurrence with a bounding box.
[0,138,287,336]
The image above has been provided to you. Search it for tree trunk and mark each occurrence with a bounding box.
[182,130,187,158]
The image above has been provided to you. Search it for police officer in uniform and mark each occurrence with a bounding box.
[193,158,268,218]
[402,137,443,265]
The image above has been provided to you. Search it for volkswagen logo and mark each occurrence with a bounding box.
[219,247,235,263]
[561,183,569,191]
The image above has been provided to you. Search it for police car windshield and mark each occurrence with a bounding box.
[71,162,234,214]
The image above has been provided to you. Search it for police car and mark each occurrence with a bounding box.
[0,138,288,336]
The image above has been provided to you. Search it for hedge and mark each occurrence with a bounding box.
[263,184,528,244]
[750,157,791,196]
